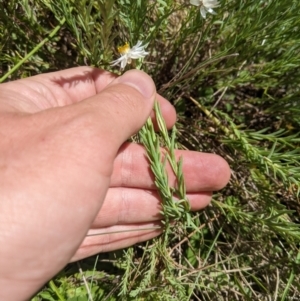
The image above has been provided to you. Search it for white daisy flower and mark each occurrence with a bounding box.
[110,41,149,70]
[190,0,220,19]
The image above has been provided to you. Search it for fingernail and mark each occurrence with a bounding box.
[116,70,155,99]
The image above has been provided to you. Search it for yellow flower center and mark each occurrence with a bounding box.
[117,42,130,55]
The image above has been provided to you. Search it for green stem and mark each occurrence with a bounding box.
[0,17,66,83]
[49,280,65,301]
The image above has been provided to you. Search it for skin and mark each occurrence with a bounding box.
[0,67,231,301]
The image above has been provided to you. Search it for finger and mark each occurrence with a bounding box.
[2,67,176,128]
[111,143,231,192]
[92,188,212,228]
[51,68,175,129]
[80,70,157,151]
[71,223,162,261]
[45,67,176,127]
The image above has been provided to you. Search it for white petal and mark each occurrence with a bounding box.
[110,56,124,66]
[110,54,129,69]
[203,0,219,8]
[130,53,147,59]
[206,7,216,14]
[131,45,147,53]
[129,42,148,59]
[130,48,148,56]
[131,46,143,52]
[134,41,143,47]
[200,6,207,18]
[120,57,128,69]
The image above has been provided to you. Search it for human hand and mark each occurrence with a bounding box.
[0,67,230,300]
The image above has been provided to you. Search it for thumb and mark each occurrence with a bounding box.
[85,69,156,150]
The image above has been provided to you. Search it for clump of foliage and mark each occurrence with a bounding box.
[1,0,300,300]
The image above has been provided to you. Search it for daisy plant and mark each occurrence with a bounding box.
[110,40,193,241]
[111,40,195,297]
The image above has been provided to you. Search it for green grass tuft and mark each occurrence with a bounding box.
[1,0,300,300]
